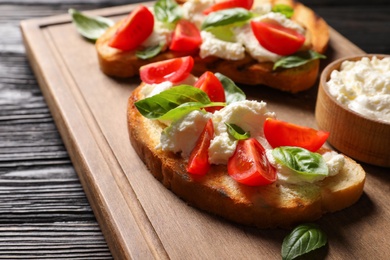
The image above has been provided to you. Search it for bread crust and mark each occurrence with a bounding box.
[127,84,366,229]
[97,0,329,93]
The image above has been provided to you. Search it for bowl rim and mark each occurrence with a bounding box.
[320,53,390,127]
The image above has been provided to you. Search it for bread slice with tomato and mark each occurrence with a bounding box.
[96,0,329,93]
[127,57,366,228]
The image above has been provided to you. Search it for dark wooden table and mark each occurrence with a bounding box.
[1,0,389,258]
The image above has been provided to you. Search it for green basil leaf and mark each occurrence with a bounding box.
[206,25,236,42]
[201,8,253,30]
[135,85,226,120]
[272,147,328,180]
[282,223,327,260]
[215,73,246,104]
[225,123,250,140]
[272,4,294,19]
[69,8,114,42]
[159,101,224,121]
[136,43,165,60]
[154,0,182,25]
[273,50,326,70]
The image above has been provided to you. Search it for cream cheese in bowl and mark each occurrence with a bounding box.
[326,56,390,123]
[315,54,390,167]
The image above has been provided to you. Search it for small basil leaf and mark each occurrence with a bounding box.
[136,43,165,60]
[273,50,326,70]
[272,4,294,19]
[201,8,253,30]
[135,85,225,119]
[215,73,246,104]
[225,123,250,140]
[69,8,114,41]
[154,0,182,25]
[282,223,327,260]
[272,147,328,180]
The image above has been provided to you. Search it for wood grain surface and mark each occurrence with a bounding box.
[2,0,390,259]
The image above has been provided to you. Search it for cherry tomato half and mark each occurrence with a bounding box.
[140,56,194,84]
[228,138,276,186]
[250,20,305,56]
[203,0,254,15]
[170,20,202,52]
[194,71,226,113]
[187,119,214,175]
[108,6,154,51]
[263,118,329,152]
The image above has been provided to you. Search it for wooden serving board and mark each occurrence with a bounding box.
[21,3,390,259]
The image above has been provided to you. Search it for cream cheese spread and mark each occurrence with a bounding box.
[200,31,246,60]
[143,74,344,184]
[267,150,344,184]
[182,1,306,61]
[182,0,215,28]
[209,100,275,164]
[159,110,212,158]
[327,56,390,123]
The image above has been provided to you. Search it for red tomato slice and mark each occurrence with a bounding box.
[203,0,254,15]
[108,6,154,51]
[187,119,214,175]
[169,20,202,52]
[228,138,276,186]
[140,56,194,84]
[263,118,329,152]
[194,71,226,113]
[250,20,305,56]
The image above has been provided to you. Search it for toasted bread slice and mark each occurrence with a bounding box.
[127,84,366,229]
[96,0,329,93]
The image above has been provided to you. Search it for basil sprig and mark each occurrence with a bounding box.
[135,85,225,121]
[274,50,326,70]
[154,0,182,26]
[69,9,114,42]
[282,223,327,260]
[201,8,253,30]
[215,73,246,104]
[272,4,294,19]
[272,147,328,180]
[225,123,250,140]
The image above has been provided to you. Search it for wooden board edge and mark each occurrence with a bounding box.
[20,17,166,260]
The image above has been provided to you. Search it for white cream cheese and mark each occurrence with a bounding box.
[327,56,390,123]
[266,149,345,184]
[251,2,272,16]
[159,110,212,158]
[209,100,275,164]
[322,151,345,176]
[200,31,246,60]
[182,0,215,28]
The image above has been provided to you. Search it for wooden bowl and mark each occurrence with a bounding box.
[315,54,390,167]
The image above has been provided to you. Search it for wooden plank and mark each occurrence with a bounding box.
[20,13,163,260]
[20,3,390,259]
